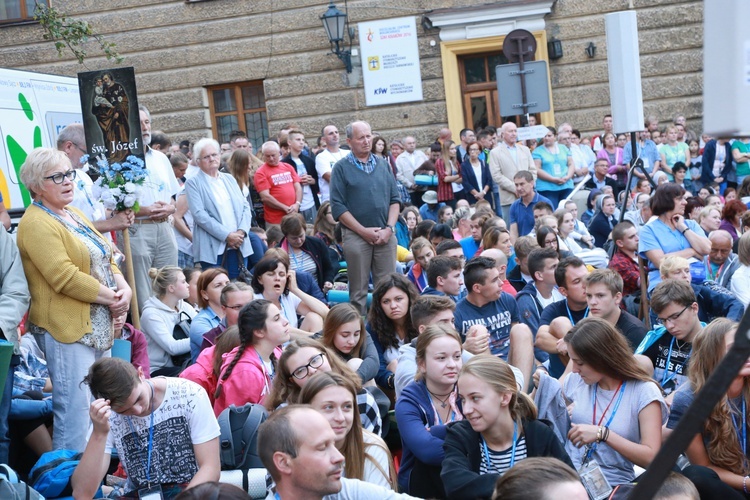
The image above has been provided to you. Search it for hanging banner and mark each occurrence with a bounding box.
[358,16,423,106]
[77,67,144,168]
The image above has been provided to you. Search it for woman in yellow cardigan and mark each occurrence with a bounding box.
[17,148,131,452]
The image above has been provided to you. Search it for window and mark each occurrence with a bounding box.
[0,0,45,23]
[458,51,540,130]
[207,81,268,148]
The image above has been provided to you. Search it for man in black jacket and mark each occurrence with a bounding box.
[584,158,619,197]
[282,129,320,223]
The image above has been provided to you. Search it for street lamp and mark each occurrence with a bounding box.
[320,1,353,73]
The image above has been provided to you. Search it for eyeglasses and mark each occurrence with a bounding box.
[200,153,220,161]
[44,169,77,184]
[655,304,690,327]
[290,352,326,380]
[224,304,245,311]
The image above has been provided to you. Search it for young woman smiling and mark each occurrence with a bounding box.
[441,355,573,500]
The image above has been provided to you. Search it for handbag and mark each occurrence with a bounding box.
[222,248,252,284]
[171,310,192,369]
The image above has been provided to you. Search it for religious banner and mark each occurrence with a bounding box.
[358,16,423,106]
[77,67,144,168]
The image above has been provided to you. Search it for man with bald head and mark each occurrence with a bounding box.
[437,127,452,144]
[330,121,400,313]
[489,121,536,222]
[707,229,738,289]
[254,141,302,230]
[395,135,428,207]
[315,124,346,203]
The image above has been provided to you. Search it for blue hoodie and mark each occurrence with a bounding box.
[515,281,549,362]
[395,380,460,494]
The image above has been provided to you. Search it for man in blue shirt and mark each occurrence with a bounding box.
[454,256,535,391]
[509,170,552,241]
[418,190,445,222]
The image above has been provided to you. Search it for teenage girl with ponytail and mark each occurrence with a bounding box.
[212,299,289,415]
[442,355,573,500]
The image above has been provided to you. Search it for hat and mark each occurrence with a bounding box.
[422,191,438,204]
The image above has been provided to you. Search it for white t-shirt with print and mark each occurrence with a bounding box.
[104,378,220,489]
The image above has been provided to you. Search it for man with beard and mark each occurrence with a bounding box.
[93,72,131,163]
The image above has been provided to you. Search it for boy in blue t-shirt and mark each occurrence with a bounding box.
[454,256,535,391]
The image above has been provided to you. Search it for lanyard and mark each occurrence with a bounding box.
[585,382,626,464]
[482,422,518,472]
[126,381,155,487]
[732,398,747,458]
[661,336,690,388]
[566,301,588,326]
[705,257,725,282]
[34,202,109,257]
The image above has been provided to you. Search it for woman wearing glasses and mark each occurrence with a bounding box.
[17,148,132,451]
[185,138,254,280]
[266,337,383,435]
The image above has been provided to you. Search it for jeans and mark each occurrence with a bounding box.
[538,188,573,210]
[43,332,110,451]
[0,359,16,463]
[201,249,248,280]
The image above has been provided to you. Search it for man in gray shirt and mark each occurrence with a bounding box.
[330,121,400,313]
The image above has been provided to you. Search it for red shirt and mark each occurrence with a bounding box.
[608,249,640,298]
[253,162,301,224]
[501,279,517,297]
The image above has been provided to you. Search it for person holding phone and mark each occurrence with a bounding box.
[638,183,711,294]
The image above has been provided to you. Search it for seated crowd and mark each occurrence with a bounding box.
[1,113,749,499]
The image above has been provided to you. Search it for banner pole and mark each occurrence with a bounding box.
[122,230,140,330]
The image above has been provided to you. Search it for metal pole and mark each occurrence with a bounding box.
[517,39,529,116]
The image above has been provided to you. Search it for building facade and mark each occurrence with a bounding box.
[0,0,703,147]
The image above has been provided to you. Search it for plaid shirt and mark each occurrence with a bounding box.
[347,151,377,174]
[357,387,382,436]
[609,249,640,297]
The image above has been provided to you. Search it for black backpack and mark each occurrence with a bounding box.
[218,403,268,471]
[171,311,192,368]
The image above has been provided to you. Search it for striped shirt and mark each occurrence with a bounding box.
[479,435,528,475]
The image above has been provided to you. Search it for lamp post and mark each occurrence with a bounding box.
[320,1,353,73]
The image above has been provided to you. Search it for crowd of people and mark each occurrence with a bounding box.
[1,110,749,499]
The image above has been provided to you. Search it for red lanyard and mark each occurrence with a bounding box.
[592,381,623,426]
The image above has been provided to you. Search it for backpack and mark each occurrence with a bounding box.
[0,464,44,500]
[29,449,102,499]
[218,403,268,471]
[172,310,193,368]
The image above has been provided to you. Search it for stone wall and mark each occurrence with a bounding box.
[547,0,703,136]
[0,0,705,146]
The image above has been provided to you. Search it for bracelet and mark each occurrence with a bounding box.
[596,426,603,443]
[681,227,689,235]
[744,475,748,494]
[603,426,610,443]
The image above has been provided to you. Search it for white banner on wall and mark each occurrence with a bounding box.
[358,16,423,106]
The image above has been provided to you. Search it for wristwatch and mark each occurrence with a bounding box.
[385,224,395,232]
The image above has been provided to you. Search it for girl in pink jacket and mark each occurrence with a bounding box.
[212,299,289,415]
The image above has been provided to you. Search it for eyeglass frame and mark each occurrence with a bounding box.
[655,304,691,327]
[290,352,326,380]
[43,169,77,185]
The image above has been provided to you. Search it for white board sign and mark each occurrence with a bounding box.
[358,16,423,106]
[516,125,550,141]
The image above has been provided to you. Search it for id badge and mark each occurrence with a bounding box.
[138,484,164,500]
[579,460,612,500]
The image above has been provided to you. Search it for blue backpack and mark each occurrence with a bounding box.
[29,449,102,499]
